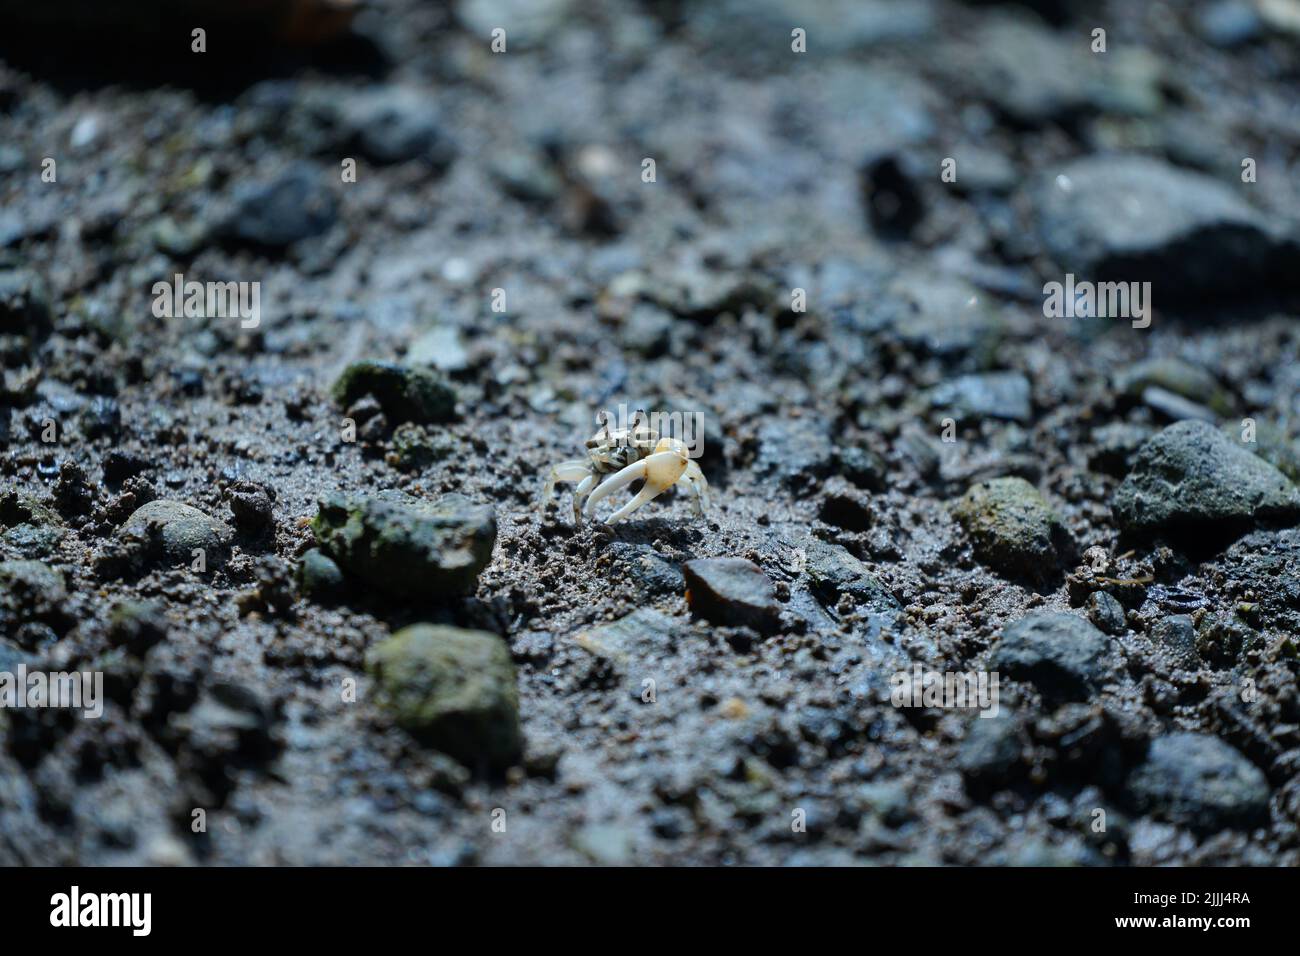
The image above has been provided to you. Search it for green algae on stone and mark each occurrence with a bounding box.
[331,360,457,425]
[310,491,495,599]
[366,624,522,770]
[954,477,1076,583]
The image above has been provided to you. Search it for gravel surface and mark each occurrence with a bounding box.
[2,0,1300,866]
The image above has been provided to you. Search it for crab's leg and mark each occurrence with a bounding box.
[541,459,591,513]
[572,474,597,522]
[683,460,709,515]
[585,451,687,523]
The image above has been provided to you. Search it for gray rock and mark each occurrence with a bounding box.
[0,559,66,635]
[954,477,1076,582]
[331,360,457,425]
[991,612,1113,702]
[1150,615,1199,670]
[0,268,53,350]
[121,500,231,563]
[605,543,683,597]
[755,418,834,489]
[572,608,684,676]
[929,372,1031,423]
[336,86,456,167]
[1128,733,1269,832]
[1034,155,1293,298]
[311,491,496,599]
[958,716,1022,781]
[889,272,1006,362]
[1112,420,1300,539]
[682,558,781,634]
[221,164,337,248]
[802,538,898,613]
[366,624,522,770]
[1087,590,1127,635]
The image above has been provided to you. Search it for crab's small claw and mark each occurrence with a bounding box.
[541,459,591,515]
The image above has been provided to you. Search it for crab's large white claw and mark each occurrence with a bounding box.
[585,450,689,524]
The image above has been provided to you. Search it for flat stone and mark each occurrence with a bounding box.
[682,558,781,634]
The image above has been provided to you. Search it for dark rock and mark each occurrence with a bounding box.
[1150,615,1199,670]
[958,715,1023,782]
[1034,155,1294,299]
[682,557,781,634]
[331,360,457,426]
[929,372,1031,423]
[991,612,1113,703]
[837,444,887,491]
[605,543,683,597]
[366,624,522,770]
[818,480,874,531]
[386,423,450,472]
[1127,733,1269,832]
[1088,422,1154,477]
[81,395,122,440]
[1087,591,1127,636]
[311,491,496,599]
[102,450,151,484]
[0,559,67,641]
[954,477,1076,583]
[801,537,898,612]
[0,268,53,353]
[52,461,94,516]
[296,548,347,603]
[860,153,924,239]
[220,164,337,248]
[226,480,276,534]
[336,86,456,167]
[1112,420,1300,540]
[107,600,169,656]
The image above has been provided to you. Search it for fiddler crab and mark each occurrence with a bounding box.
[541,409,709,524]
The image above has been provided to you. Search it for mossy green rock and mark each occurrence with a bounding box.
[331,360,456,424]
[954,477,1076,582]
[311,491,495,598]
[366,625,522,769]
